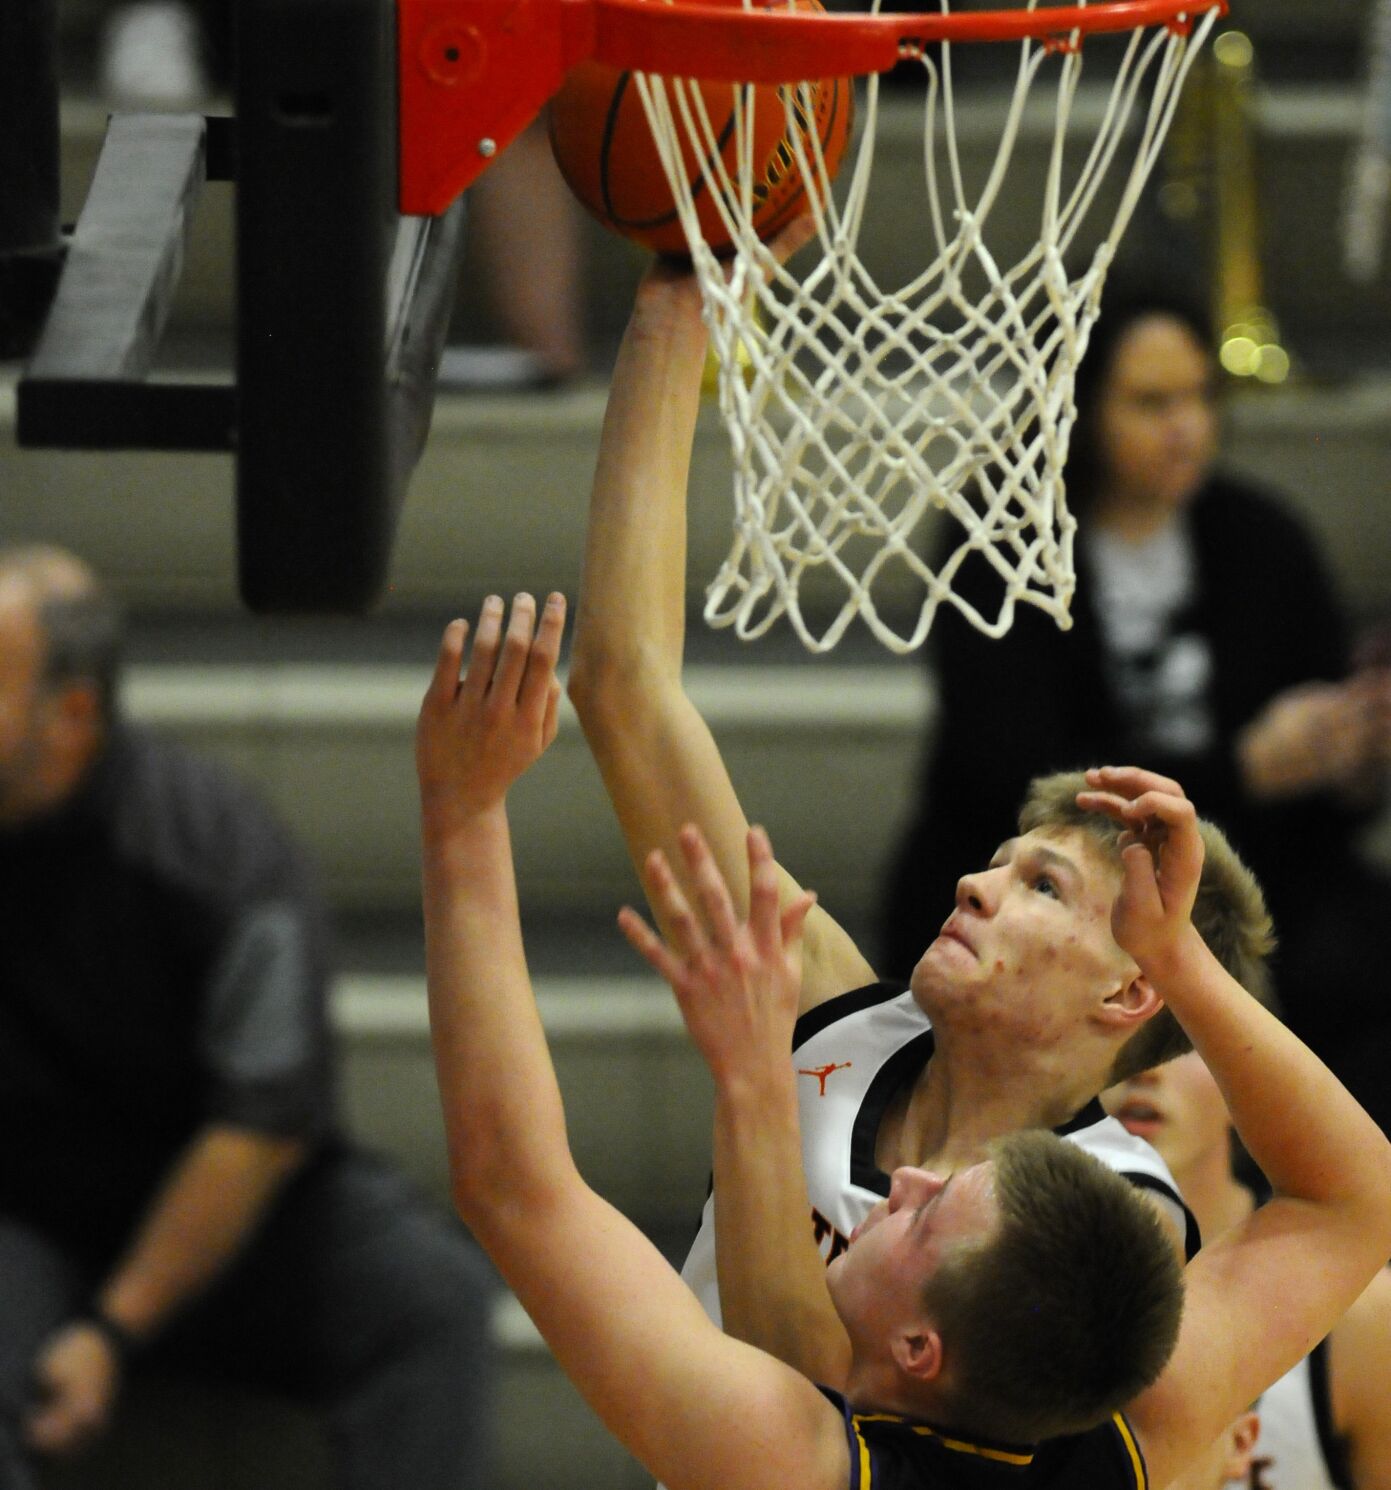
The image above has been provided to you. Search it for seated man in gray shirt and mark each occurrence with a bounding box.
[0,545,493,1490]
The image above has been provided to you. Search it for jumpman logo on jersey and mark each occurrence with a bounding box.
[798,1061,852,1096]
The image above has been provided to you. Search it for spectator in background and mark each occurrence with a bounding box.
[0,546,494,1490]
[1104,1051,1391,1488]
[879,284,1391,1139]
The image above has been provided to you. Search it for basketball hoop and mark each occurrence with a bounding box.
[401,0,1227,651]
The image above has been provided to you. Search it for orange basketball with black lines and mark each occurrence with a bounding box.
[549,0,852,257]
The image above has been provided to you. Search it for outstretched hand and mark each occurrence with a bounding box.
[636,214,819,313]
[415,592,566,818]
[1075,766,1204,972]
[618,825,816,1086]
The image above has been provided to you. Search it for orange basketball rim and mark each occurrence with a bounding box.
[396,0,1228,218]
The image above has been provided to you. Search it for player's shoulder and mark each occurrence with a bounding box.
[1059,1105,1198,1257]
[792,980,921,1052]
[105,723,308,905]
[1061,1104,1165,1166]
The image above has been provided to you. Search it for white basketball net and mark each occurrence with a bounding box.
[632,2,1221,652]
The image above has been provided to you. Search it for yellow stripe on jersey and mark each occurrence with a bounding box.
[851,1414,1035,1468]
[851,1418,872,1488]
[1112,1412,1148,1490]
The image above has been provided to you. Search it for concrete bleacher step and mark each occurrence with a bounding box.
[109,656,934,931]
[335,973,713,1220]
[5,369,1391,628]
[45,68,1391,356]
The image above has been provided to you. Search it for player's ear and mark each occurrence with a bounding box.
[893,1327,944,1384]
[1221,1411,1260,1481]
[1098,971,1161,1031]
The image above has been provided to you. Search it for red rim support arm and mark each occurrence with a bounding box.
[397,0,1225,215]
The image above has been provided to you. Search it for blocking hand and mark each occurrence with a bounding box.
[618,825,816,1086]
[415,593,566,816]
[1075,766,1204,972]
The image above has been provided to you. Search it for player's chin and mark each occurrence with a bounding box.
[909,945,967,1004]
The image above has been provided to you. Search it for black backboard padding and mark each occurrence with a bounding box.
[236,0,462,613]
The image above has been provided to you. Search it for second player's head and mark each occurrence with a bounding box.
[828,1130,1183,1443]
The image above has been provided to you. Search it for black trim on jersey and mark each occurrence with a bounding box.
[837,1030,1197,1257]
[849,1030,938,1196]
[1308,1336,1354,1490]
[793,981,908,1052]
[1116,1172,1201,1261]
[1055,1097,1107,1136]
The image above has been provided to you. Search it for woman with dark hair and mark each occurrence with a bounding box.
[880,284,1391,1136]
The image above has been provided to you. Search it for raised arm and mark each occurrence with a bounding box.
[567,244,873,1012]
[417,594,847,1490]
[621,825,854,1387]
[1077,767,1391,1490]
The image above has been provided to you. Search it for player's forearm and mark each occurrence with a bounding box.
[712,1075,853,1388]
[1149,929,1391,1237]
[422,804,573,1226]
[570,276,708,693]
[98,1126,306,1342]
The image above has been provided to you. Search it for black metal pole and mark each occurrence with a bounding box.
[0,0,64,356]
[0,0,60,252]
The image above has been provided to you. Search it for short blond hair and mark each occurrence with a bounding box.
[1018,771,1275,1083]
[922,1130,1184,1441]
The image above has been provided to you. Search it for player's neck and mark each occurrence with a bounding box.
[880,1044,1096,1174]
[842,1352,950,1427]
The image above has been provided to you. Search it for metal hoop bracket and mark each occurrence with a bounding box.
[397,0,1226,213]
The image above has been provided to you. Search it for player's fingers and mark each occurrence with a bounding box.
[426,618,468,704]
[746,826,782,959]
[1074,789,1132,824]
[1084,765,1187,800]
[642,848,710,962]
[490,593,537,705]
[765,213,817,268]
[460,595,504,699]
[780,889,818,956]
[618,906,687,990]
[520,593,566,723]
[679,824,741,952]
[1119,840,1164,913]
[1125,789,1198,831]
[540,675,562,753]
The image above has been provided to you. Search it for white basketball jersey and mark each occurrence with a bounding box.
[679,982,1194,1326]
[1247,1345,1346,1490]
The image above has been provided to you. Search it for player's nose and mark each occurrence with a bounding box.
[888,1167,944,1211]
[955,865,1000,915]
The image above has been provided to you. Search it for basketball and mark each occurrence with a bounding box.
[548,0,853,257]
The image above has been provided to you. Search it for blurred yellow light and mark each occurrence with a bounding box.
[1214,30,1254,68]
[1254,345,1291,384]
[1220,336,1259,377]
